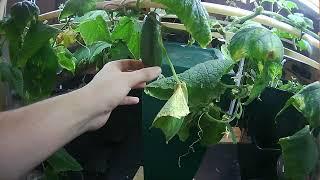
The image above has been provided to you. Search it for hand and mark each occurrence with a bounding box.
[80,59,161,130]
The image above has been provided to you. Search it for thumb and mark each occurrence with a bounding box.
[128,67,161,87]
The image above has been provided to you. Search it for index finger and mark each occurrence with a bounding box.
[127,66,162,87]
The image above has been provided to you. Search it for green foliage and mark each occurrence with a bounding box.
[55,46,76,73]
[112,17,141,59]
[77,15,111,45]
[74,41,111,65]
[228,27,284,104]
[288,13,314,30]
[140,12,163,67]
[23,45,58,103]
[145,54,234,105]
[279,126,319,179]
[0,61,23,96]
[278,81,320,128]
[74,10,109,23]
[152,0,211,48]
[59,0,98,20]
[47,148,83,172]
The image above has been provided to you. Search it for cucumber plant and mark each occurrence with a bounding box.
[0,0,319,179]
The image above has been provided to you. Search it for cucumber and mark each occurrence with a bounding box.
[140,12,163,67]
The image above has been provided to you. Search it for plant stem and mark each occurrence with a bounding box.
[161,44,181,84]
[227,6,263,30]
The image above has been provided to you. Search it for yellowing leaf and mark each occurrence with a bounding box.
[56,28,78,47]
[152,82,190,143]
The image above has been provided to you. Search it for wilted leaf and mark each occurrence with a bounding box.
[152,82,190,143]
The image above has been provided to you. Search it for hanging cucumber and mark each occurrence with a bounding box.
[140,12,163,67]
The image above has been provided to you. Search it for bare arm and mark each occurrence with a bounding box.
[0,60,161,179]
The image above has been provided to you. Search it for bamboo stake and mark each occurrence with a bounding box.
[39,0,320,49]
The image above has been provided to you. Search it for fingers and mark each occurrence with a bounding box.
[110,59,145,72]
[120,96,140,105]
[127,66,161,87]
[132,82,146,89]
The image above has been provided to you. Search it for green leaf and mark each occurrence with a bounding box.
[74,41,111,65]
[44,166,59,180]
[296,39,312,53]
[112,17,141,59]
[277,80,304,94]
[152,0,211,47]
[278,81,320,128]
[288,13,313,30]
[200,107,226,145]
[152,82,190,143]
[229,27,284,104]
[177,113,194,142]
[24,45,58,103]
[272,28,295,39]
[0,61,23,97]
[77,15,111,45]
[47,148,83,172]
[55,46,76,73]
[279,126,319,179]
[59,0,97,20]
[145,55,234,106]
[282,1,298,11]
[229,27,284,63]
[18,22,59,68]
[74,10,109,23]
[110,42,133,60]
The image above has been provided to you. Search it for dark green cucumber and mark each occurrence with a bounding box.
[140,12,163,67]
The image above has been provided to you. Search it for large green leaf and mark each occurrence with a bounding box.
[200,106,226,145]
[23,45,58,103]
[74,41,111,65]
[278,81,320,128]
[279,126,319,179]
[228,27,284,104]
[0,61,23,97]
[59,0,97,20]
[74,10,109,23]
[229,27,284,63]
[152,82,190,143]
[47,148,82,172]
[55,47,76,73]
[17,22,59,68]
[145,55,234,106]
[77,15,111,45]
[152,0,211,47]
[112,17,141,59]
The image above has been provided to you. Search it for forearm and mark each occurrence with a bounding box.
[0,87,100,179]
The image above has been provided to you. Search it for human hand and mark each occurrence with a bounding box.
[80,59,161,130]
